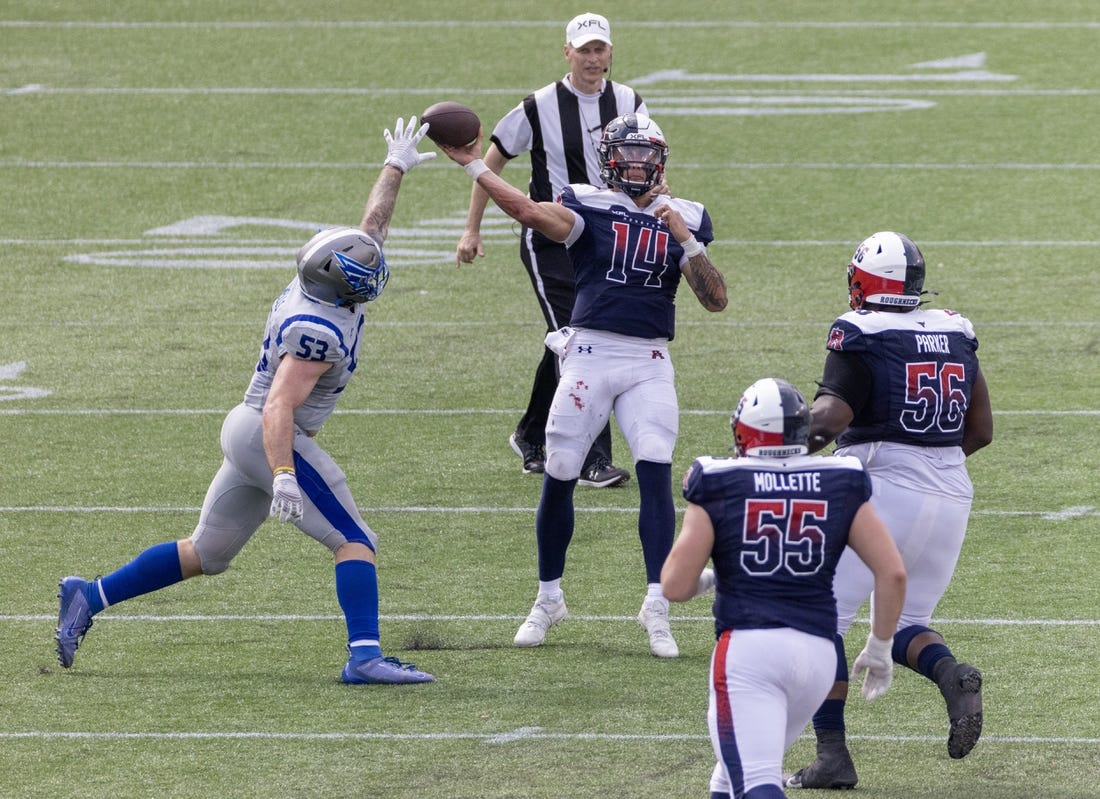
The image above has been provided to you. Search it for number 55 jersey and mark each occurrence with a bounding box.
[683,454,872,640]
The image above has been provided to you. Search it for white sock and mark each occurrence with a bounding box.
[538,579,562,602]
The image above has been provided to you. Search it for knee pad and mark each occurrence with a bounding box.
[624,415,676,463]
[544,430,586,480]
[190,526,242,575]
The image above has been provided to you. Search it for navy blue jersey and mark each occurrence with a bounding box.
[559,184,713,340]
[683,454,872,640]
[820,308,980,448]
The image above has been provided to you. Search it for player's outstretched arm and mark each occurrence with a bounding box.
[440,132,574,243]
[361,116,435,243]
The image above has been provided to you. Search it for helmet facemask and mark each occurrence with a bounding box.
[297,227,389,307]
[598,113,669,197]
[603,142,666,196]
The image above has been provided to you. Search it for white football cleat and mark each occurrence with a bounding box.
[514,595,568,647]
[638,597,679,658]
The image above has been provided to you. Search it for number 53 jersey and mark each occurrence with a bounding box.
[243,280,364,434]
[823,307,979,449]
[683,454,872,640]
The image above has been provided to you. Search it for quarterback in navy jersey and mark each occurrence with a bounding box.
[788,232,994,791]
[456,12,644,486]
[441,112,727,658]
[54,118,437,686]
[662,378,906,799]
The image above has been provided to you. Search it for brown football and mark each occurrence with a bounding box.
[421,101,481,147]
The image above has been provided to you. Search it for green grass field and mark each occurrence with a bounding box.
[2,2,1098,797]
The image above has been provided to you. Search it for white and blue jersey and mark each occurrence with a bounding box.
[822,308,979,449]
[683,454,872,641]
[190,277,376,569]
[559,184,713,341]
[243,280,365,434]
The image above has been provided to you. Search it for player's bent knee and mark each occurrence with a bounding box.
[545,450,584,481]
[191,531,241,576]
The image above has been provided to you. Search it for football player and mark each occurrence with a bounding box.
[55,117,437,685]
[441,112,727,657]
[787,232,994,789]
[456,13,644,488]
[663,377,906,799]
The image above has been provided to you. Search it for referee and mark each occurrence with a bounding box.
[456,12,645,487]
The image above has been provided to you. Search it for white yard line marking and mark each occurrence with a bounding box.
[0,729,1096,744]
[1,506,1098,520]
[5,613,1098,625]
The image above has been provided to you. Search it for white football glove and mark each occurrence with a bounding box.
[851,633,894,700]
[383,116,436,174]
[270,471,304,523]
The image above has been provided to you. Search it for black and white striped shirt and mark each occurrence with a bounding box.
[490,75,647,202]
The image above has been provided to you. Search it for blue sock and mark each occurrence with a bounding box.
[535,474,576,581]
[892,624,953,678]
[635,461,674,583]
[336,559,381,662]
[93,541,184,613]
[918,643,954,680]
[745,785,786,799]
[812,635,850,731]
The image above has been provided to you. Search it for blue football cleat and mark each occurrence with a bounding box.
[55,576,94,668]
[341,655,435,685]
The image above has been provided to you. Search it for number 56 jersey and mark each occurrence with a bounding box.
[824,307,979,449]
[243,279,364,434]
[683,454,872,641]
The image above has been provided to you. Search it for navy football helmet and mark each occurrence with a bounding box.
[597,113,668,197]
[731,378,810,458]
[847,231,925,311]
[296,227,389,306]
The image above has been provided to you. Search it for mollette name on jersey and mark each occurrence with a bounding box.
[752,471,822,493]
[914,333,951,354]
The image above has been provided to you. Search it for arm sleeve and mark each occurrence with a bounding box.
[816,349,873,416]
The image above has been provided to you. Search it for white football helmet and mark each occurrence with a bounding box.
[847,231,925,311]
[731,378,810,458]
[296,227,389,306]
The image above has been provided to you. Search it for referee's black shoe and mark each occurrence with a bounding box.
[509,433,545,474]
[578,458,630,488]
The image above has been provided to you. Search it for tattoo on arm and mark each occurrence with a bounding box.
[683,253,728,312]
[360,167,403,242]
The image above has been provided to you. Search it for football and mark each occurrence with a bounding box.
[421,101,481,148]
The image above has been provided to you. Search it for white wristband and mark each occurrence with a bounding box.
[681,236,704,258]
[464,159,490,180]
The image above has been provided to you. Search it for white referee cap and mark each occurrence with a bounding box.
[566,13,612,47]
